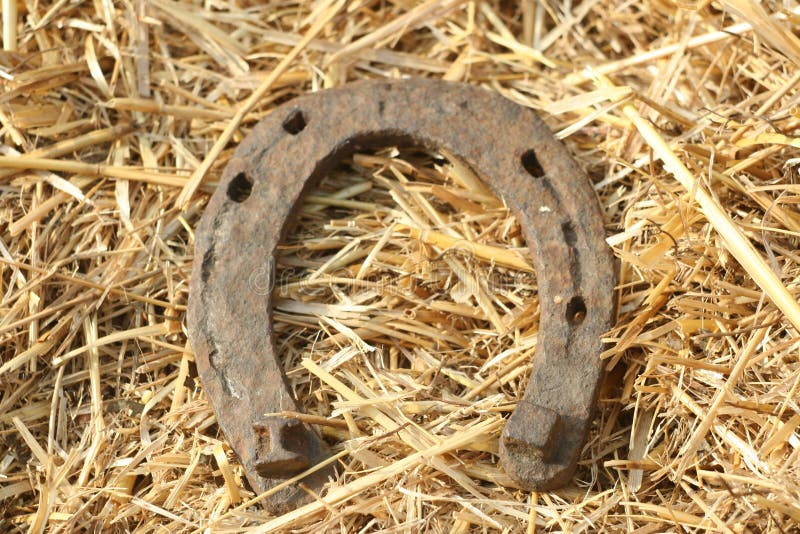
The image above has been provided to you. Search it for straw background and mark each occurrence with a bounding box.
[2,0,800,532]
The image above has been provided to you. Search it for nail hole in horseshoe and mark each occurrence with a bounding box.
[283,110,307,135]
[228,172,253,202]
[566,295,586,325]
[521,149,545,178]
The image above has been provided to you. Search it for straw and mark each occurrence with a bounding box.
[3,0,800,531]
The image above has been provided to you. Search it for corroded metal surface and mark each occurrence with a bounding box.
[188,79,615,511]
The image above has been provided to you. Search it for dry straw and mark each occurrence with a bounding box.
[2,0,800,532]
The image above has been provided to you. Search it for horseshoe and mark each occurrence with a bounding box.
[188,79,615,512]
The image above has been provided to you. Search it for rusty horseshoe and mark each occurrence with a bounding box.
[188,79,615,511]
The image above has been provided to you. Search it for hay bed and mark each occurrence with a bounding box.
[2,0,800,532]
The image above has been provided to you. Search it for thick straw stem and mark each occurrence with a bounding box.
[0,156,187,187]
[2,0,17,51]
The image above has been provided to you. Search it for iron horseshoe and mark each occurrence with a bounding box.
[188,79,615,512]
